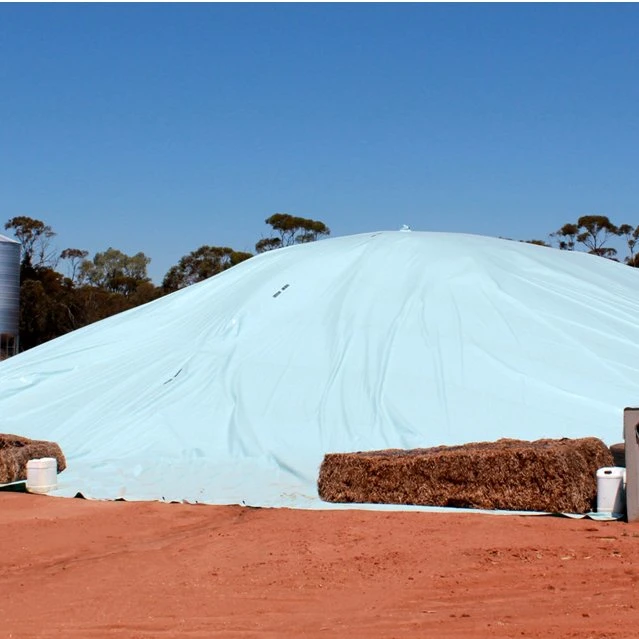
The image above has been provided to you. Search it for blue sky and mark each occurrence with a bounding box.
[1,3,638,282]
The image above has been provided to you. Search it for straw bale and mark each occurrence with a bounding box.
[318,437,613,513]
[0,433,66,484]
[609,443,625,468]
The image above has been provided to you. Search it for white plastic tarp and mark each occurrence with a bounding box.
[0,231,637,509]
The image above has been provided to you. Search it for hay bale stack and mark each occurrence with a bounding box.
[318,437,613,513]
[0,434,66,484]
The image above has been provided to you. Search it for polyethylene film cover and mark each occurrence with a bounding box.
[0,231,637,508]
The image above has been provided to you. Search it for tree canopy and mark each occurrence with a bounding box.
[255,213,330,253]
[78,247,152,295]
[59,248,89,283]
[162,246,252,292]
[4,216,57,269]
[552,215,617,256]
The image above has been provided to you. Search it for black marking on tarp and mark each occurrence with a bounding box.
[272,283,290,298]
[163,367,183,385]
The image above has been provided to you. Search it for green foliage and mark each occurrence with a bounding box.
[3,218,166,351]
[552,216,621,257]
[59,248,89,283]
[4,216,57,268]
[618,224,639,265]
[575,215,619,257]
[552,223,579,251]
[17,266,95,350]
[256,213,330,253]
[523,239,550,247]
[162,246,252,292]
[254,237,282,253]
[79,247,151,295]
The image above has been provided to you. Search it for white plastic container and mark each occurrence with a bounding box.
[26,457,58,494]
[596,466,626,515]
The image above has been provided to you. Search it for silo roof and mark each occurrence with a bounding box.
[0,233,19,244]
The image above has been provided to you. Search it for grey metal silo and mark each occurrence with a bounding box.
[0,233,21,358]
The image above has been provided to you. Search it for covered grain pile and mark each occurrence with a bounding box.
[318,437,613,513]
[0,434,66,484]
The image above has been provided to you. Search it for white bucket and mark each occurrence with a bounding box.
[26,457,58,494]
[596,466,626,515]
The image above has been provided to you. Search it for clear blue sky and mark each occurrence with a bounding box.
[2,3,638,282]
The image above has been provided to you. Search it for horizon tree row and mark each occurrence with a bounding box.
[2,213,330,350]
[5,212,638,352]
[525,215,639,266]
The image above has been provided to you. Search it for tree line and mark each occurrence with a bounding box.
[524,215,639,266]
[3,214,330,351]
[3,212,638,353]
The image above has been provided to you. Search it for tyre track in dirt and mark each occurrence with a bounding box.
[1,494,638,638]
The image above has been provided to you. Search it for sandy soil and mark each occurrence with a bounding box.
[0,493,637,638]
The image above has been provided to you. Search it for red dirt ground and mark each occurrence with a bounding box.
[0,493,637,638]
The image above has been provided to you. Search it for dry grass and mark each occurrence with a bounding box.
[318,437,613,513]
[0,433,66,484]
